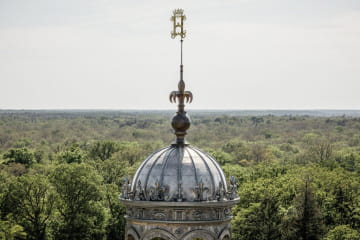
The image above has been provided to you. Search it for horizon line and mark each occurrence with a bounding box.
[1,109,360,111]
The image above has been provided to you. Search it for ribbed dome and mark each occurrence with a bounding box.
[130,144,227,202]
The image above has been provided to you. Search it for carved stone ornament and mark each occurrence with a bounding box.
[134,180,146,200]
[136,208,144,218]
[224,208,231,218]
[123,206,237,222]
[126,207,134,217]
[192,210,202,220]
[215,181,225,201]
[176,181,185,202]
[149,179,167,201]
[228,175,238,200]
[120,176,131,199]
[175,228,184,235]
[194,179,209,201]
[152,210,166,220]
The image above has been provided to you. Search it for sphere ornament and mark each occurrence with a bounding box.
[171,112,191,132]
[171,112,191,145]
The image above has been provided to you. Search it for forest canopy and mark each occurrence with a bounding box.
[0,110,359,240]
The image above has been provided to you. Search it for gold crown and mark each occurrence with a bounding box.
[173,8,184,16]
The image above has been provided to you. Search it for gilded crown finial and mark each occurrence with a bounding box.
[170,8,186,39]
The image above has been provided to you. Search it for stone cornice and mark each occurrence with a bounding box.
[125,217,233,225]
[120,198,239,208]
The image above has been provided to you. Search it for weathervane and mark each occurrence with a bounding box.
[169,9,193,145]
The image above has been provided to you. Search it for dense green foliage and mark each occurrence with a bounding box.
[0,111,359,240]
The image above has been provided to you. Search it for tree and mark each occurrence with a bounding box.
[93,158,129,188]
[0,170,11,203]
[2,175,55,240]
[1,163,27,176]
[89,141,119,161]
[233,197,281,240]
[3,148,34,167]
[334,150,360,173]
[250,143,267,163]
[222,139,250,162]
[291,179,324,240]
[91,157,129,240]
[315,168,360,229]
[207,149,233,165]
[308,140,333,165]
[57,146,85,164]
[251,117,264,127]
[114,142,145,166]
[103,184,126,240]
[50,164,106,240]
[232,180,282,240]
[331,180,360,228]
[280,206,299,240]
[323,225,360,240]
[0,217,26,240]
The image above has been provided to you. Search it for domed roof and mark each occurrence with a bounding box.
[129,144,228,202]
[119,33,239,204]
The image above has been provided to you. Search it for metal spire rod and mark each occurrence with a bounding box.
[169,9,193,145]
[181,38,183,65]
[180,39,183,85]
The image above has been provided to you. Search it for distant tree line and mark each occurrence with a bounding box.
[0,112,359,239]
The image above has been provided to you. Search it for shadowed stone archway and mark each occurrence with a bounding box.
[182,229,217,240]
[141,229,176,240]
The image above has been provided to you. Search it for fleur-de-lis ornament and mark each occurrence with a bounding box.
[149,179,167,201]
[216,181,225,201]
[169,78,193,112]
[194,179,209,201]
[135,180,145,200]
[169,9,193,145]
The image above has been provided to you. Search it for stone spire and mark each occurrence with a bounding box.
[169,9,193,145]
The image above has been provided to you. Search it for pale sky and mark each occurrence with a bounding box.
[0,0,359,110]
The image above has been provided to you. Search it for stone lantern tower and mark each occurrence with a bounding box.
[120,9,239,240]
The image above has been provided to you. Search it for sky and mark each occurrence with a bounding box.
[0,0,359,110]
